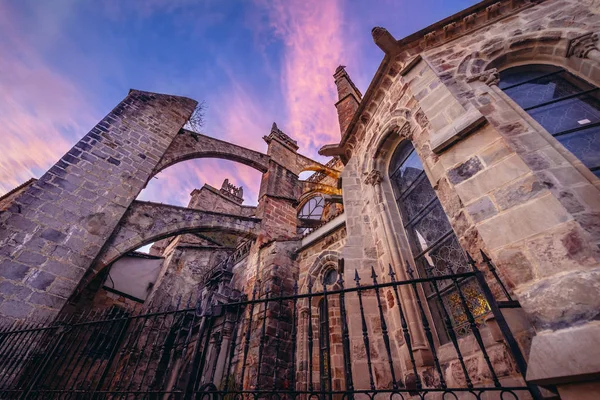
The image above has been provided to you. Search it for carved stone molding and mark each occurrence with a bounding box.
[364,170,384,186]
[567,32,600,60]
[467,68,500,86]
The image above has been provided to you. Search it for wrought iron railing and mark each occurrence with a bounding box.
[0,252,541,399]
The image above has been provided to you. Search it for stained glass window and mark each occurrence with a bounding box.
[499,65,600,178]
[389,142,489,343]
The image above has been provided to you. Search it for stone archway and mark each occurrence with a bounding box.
[152,129,271,177]
[96,200,260,272]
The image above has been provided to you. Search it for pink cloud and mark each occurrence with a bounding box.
[0,2,98,195]
[254,0,352,154]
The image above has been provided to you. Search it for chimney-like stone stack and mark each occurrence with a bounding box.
[333,66,362,137]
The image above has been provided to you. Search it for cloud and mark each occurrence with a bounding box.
[0,2,98,195]
[253,0,352,156]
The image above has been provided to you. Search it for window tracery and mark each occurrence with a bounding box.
[298,196,325,235]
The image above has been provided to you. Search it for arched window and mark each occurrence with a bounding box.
[499,64,600,178]
[298,196,325,235]
[389,142,489,342]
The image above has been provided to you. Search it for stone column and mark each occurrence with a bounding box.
[236,123,301,391]
[0,90,197,323]
[365,170,434,367]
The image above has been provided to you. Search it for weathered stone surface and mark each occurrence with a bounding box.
[495,247,534,286]
[455,154,530,204]
[466,195,497,223]
[447,156,484,184]
[492,174,546,210]
[25,270,56,291]
[477,194,571,250]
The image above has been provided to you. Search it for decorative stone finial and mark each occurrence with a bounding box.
[263,122,299,151]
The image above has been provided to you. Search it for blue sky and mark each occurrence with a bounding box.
[0,0,478,207]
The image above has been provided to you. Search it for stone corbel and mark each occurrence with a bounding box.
[463,13,477,29]
[486,2,501,20]
[467,68,500,87]
[567,32,600,63]
[424,31,437,46]
[443,22,457,39]
[364,169,383,186]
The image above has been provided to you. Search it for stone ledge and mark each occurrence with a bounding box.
[431,107,487,154]
[526,322,600,386]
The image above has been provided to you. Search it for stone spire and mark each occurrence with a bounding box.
[263,122,299,151]
[333,65,362,136]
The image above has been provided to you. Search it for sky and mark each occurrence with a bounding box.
[0,0,478,207]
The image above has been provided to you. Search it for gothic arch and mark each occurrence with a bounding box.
[151,129,271,178]
[364,116,413,177]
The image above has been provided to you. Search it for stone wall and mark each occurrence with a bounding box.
[0,90,197,322]
[328,0,600,395]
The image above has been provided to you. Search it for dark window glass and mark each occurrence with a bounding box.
[322,268,338,286]
[318,300,330,391]
[389,142,489,343]
[499,65,600,177]
[298,196,325,235]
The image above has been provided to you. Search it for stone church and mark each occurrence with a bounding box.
[0,0,599,398]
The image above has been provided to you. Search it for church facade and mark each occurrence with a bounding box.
[0,0,599,398]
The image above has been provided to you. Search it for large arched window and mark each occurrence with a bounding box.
[389,142,489,342]
[499,64,600,178]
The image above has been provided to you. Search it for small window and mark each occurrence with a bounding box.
[499,65,600,178]
[322,268,338,286]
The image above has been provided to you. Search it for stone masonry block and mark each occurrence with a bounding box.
[492,174,546,211]
[29,292,66,309]
[0,261,30,281]
[25,270,56,291]
[455,154,530,204]
[466,196,498,223]
[477,194,571,250]
[448,156,484,185]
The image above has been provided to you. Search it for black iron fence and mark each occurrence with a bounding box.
[0,252,541,399]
